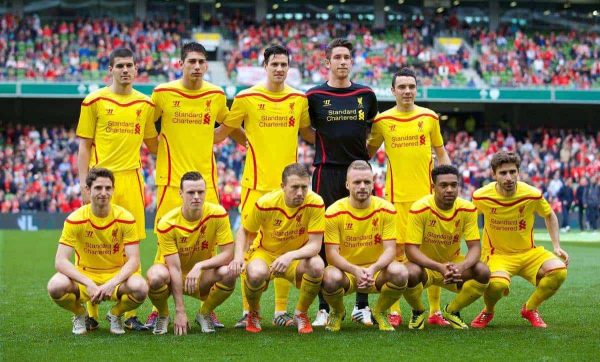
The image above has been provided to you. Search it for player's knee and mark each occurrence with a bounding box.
[387,261,408,286]
[488,276,510,295]
[246,262,269,285]
[128,276,149,300]
[47,273,69,299]
[146,265,169,289]
[473,262,491,284]
[218,267,237,286]
[542,268,567,290]
[306,256,325,277]
[405,262,423,287]
[322,267,343,292]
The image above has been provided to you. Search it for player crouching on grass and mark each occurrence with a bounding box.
[47,168,148,335]
[228,163,325,334]
[402,165,490,330]
[321,160,409,332]
[146,171,236,335]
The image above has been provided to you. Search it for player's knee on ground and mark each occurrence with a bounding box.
[47,273,72,299]
[146,264,170,289]
[125,275,149,301]
[305,255,325,278]
[216,265,237,287]
[386,261,408,286]
[405,262,425,287]
[471,262,491,284]
[246,260,270,287]
[322,266,345,293]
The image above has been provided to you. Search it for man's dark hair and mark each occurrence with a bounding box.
[392,67,417,88]
[491,151,521,173]
[86,168,115,188]
[431,165,459,184]
[263,44,290,66]
[181,42,208,61]
[109,47,135,66]
[282,163,311,184]
[325,38,353,59]
[180,171,205,190]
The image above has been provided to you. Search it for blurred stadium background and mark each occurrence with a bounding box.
[1,0,598,233]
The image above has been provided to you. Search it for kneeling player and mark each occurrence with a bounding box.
[403,165,490,330]
[470,151,569,328]
[321,161,408,332]
[47,168,148,335]
[229,163,325,334]
[147,172,236,335]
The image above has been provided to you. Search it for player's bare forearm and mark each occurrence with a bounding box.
[198,243,234,270]
[77,138,92,185]
[325,244,359,275]
[144,137,158,154]
[461,240,482,270]
[434,146,451,165]
[55,244,95,288]
[214,124,234,144]
[286,233,322,260]
[234,228,254,260]
[367,144,380,159]
[405,244,444,273]
[369,240,396,273]
[544,212,561,250]
[165,255,186,313]
[299,127,315,144]
[229,128,247,145]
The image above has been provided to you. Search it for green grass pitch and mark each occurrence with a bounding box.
[1,229,599,361]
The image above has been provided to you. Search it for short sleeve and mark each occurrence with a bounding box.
[59,219,79,248]
[382,209,397,243]
[76,97,97,138]
[299,97,310,128]
[430,118,444,148]
[307,204,325,233]
[324,214,341,245]
[366,119,384,149]
[535,197,553,218]
[405,210,425,245]
[151,91,163,122]
[157,228,179,257]
[215,214,234,246]
[215,93,230,125]
[223,96,245,128]
[143,103,158,139]
[463,210,480,242]
[243,203,262,233]
[122,220,139,245]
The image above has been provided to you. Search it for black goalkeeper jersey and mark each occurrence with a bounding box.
[307,82,378,166]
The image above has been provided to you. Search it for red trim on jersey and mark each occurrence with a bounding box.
[385,153,394,203]
[308,230,324,234]
[74,249,80,265]
[153,88,225,99]
[318,132,327,164]
[325,207,397,221]
[484,228,496,255]
[409,206,477,222]
[156,186,168,216]
[428,159,433,194]
[247,141,258,189]
[235,92,306,102]
[530,227,535,248]
[472,195,542,207]
[373,113,438,124]
[324,242,340,245]
[65,218,135,229]
[490,275,511,283]
[162,251,178,258]
[315,164,323,193]
[124,241,140,246]
[161,134,173,186]
[305,88,374,97]
[156,213,228,234]
[255,203,325,219]
[211,156,220,202]
[240,188,252,212]
[135,169,144,209]
[81,97,155,108]
[544,267,567,276]
[59,242,73,248]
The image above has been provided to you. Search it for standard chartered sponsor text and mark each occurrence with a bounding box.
[327,109,357,122]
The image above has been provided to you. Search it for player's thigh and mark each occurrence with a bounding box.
[113,169,146,239]
[403,261,426,286]
[518,247,564,285]
[375,261,407,289]
[117,272,146,298]
[486,253,519,279]
[246,248,273,280]
[48,272,79,296]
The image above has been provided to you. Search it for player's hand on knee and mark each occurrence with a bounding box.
[228,257,244,277]
[270,254,292,274]
[554,248,570,266]
[185,265,202,294]
[174,312,189,336]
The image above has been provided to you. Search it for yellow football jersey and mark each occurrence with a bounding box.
[405,195,479,263]
[59,204,138,273]
[243,189,325,256]
[367,105,444,203]
[152,80,228,190]
[77,87,157,172]
[156,202,233,274]
[325,196,397,267]
[223,84,310,191]
[473,181,552,255]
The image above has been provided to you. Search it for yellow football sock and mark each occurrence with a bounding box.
[447,279,489,313]
[123,310,137,320]
[244,279,266,312]
[274,278,292,313]
[148,284,170,317]
[427,286,442,315]
[389,300,402,314]
[526,268,567,310]
[111,293,143,316]
[403,283,425,311]
[374,282,407,313]
[52,293,86,315]
[483,277,510,313]
[200,283,235,315]
[322,287,345,312]
[86,301,99,319]
[241,274,249,312]
[295,274,322,313]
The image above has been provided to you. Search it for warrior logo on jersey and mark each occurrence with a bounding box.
[428,219,437,227]
[273,219,282,227]
[491,208,497,214]
[323,99,331,107]
[106,108,114,115]
[345,222,353,230]
[258,103,265,111]
[173,100,181,108]
[389,125,396,132]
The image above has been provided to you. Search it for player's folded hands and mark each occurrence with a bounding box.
[228,258,244,277]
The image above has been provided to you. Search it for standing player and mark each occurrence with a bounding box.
[403,165,490,330]
[470,151,569,328]
[146,172,236,335]
[215,44,315,327]
[228,163,325,334]
[77,47,158,331]
[305,38,379,326]
[321,161,408,332]
[367,67,451,327]
[47,168,148,335]
[146,42,232,328]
